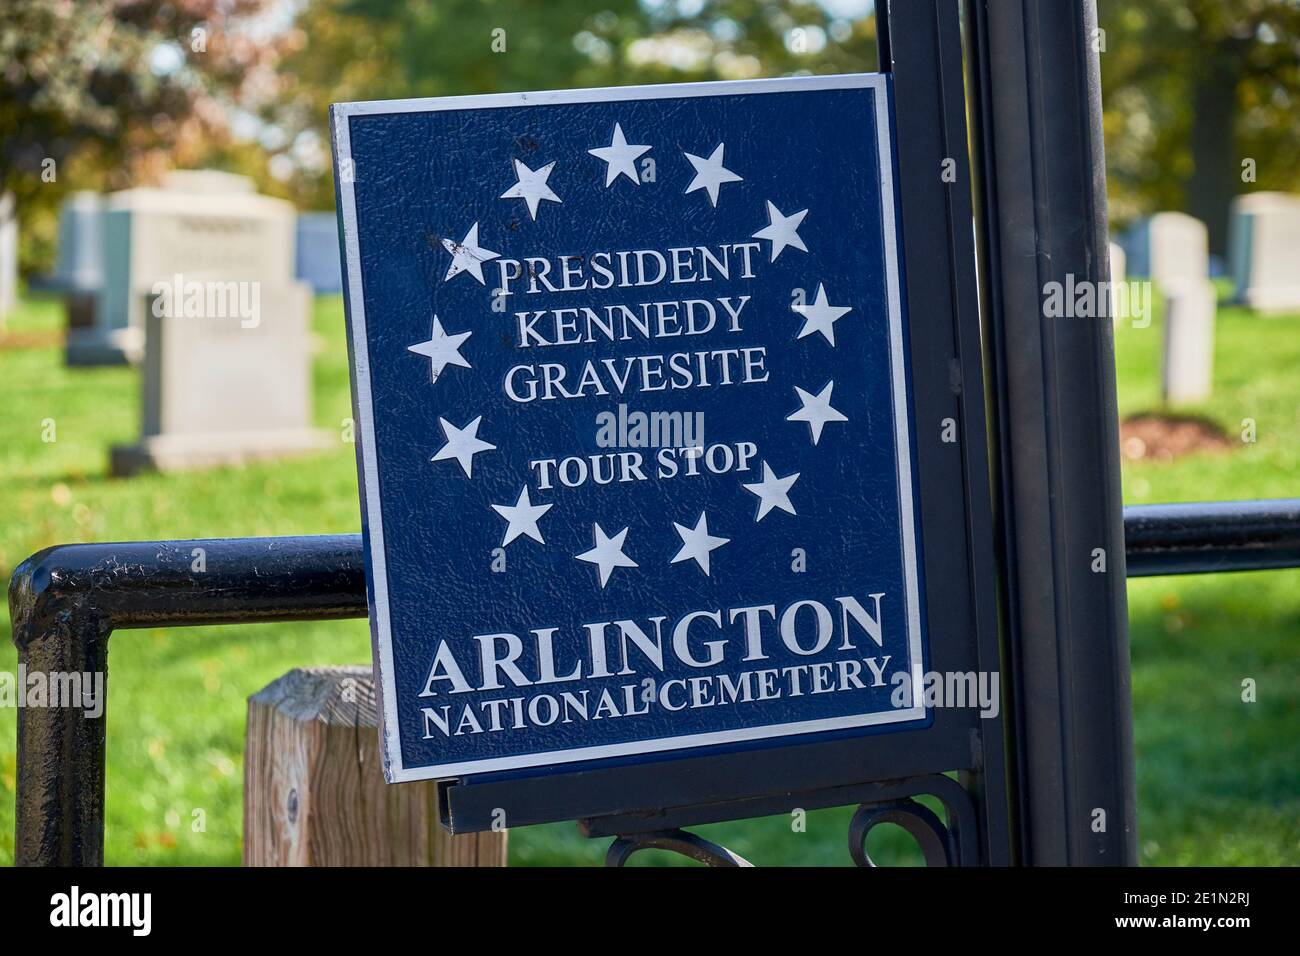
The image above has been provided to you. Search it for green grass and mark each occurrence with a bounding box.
[1113,283,1300,866]
[0,286,1296,866]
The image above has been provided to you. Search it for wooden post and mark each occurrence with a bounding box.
[244,665,507,867]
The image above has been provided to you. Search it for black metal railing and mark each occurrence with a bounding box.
[8,498,1300,866]
[1123,499,1300,576]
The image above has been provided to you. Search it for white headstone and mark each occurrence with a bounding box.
[162,169,257,195]
[295,212,343,293]
[1228,191,1300,314]
[1123,212,1208,288]
[0,192,18,323]
[1161,278,1216,406]
[68,173,297,365]
[110,276,332,474]
[1109,241,1126,323]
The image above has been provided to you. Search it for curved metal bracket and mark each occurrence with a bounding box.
[847,774,976,866]
[605,829,753,867]
[849,799,952,866]
[599,774,977,867]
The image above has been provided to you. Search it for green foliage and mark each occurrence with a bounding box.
[1098,0,1300,245]
[0,0,294,273]
[275,0,878,209]
[12,0,1296,265]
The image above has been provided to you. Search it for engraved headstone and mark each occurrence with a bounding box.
[1228,192,1300,314]
[67,172,296,365]
[110,275,332,474]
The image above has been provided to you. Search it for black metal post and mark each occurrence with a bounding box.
[13,609,108,866]
[877,0,1014,867]
[968,0,1135,864]
[8,535,363,866]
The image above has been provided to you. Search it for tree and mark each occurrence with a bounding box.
[1098,0,1300,253]
[0,0,292,271]
[272,0,879,209]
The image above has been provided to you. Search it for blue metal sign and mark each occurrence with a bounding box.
[332,74,928,782]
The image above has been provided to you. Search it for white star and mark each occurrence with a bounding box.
[683,143,743,207]
[575,522,638,588]
[752,200,809,261]
[440,222,500,284]
[407,315,471,383]
[743,462,800,522]
[588,123,651,188]
[430,416,496,477]
[499,159,562,220]
[491,486,552,547]
[787,381,848,445]
[671,512,730,576]
[792,283,852,346]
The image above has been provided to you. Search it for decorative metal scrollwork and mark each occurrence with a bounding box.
[605,828,754,867]
[847,773,977,866]
[848,798,953,866]
[597,773,978,867]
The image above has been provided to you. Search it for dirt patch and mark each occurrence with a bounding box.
[1119,413,1235,462]
[0,330,63,350]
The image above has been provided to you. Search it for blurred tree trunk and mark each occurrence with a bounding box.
[1185,42,1242,257]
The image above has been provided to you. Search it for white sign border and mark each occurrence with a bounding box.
[332,72,927,783]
